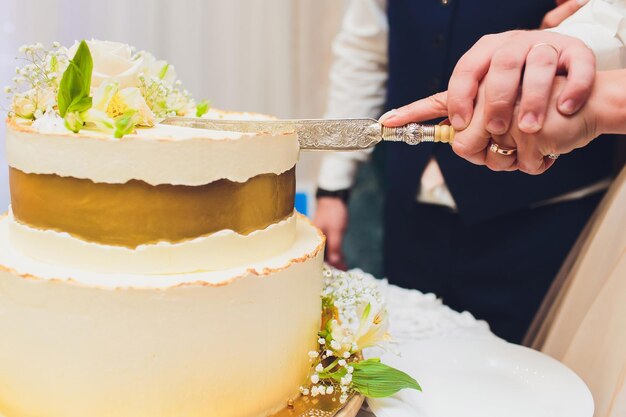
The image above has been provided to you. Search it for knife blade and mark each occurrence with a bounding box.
[160,117,455,151]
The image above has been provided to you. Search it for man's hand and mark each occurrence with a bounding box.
[313,197,349,270]
[446,30,596,137]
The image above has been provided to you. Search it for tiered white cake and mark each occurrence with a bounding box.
[0,41,325,417]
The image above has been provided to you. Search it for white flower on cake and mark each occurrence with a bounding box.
[11,92,37,120]
[300,266,421,404]
[138,50,177,85]
[83,82,155,135]
[6,39,208,137]
[68,40,142,89]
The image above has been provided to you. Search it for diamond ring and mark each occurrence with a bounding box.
[489,142,517,156]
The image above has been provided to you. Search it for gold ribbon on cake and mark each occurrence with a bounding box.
[9,167,295,247]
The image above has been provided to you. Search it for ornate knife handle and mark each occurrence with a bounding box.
[382,123,455,145]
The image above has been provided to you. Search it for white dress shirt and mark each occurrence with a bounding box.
[318,0,626,207]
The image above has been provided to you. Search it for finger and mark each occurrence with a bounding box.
[543,157,557,172]
[541,0,589,29]
[451,117,493,166]
[484,133,519,171]
[517,136,549,175]
[517,44,559,133]
[381,91,448,127]
[556,44,596,115]
[483,45,530,135]
[447,34,502,130]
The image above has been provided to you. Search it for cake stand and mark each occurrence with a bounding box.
[271,393,365,417]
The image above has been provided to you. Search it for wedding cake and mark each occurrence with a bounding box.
[0,40,325,417]
[1,40,420,417]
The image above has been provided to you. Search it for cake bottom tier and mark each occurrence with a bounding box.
[0,214,325,417]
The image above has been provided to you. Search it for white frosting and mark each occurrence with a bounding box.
[0,214,321,288]
[6,119,299,186]
[31,111,72,134]
[0,215,324,417]
[7,210,297,275]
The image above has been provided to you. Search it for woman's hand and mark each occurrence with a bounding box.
[541,0,589,29]
[453,75,600,175]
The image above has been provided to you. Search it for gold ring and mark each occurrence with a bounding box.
[489,142,517,156]
[531,43,560,57]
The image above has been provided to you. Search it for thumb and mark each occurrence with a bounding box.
[380,91,449,127]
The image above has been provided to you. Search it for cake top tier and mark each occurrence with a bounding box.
[5,40,299,186]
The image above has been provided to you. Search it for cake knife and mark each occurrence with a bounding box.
[161,117,455,151]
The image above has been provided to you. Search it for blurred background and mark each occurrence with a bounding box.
[0,0,348,213]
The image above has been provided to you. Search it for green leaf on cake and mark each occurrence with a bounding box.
[114,110,138,138]
[196,99,210,117]
[347,358,422,398]
[158,63,170,80]
[58,40,93,132]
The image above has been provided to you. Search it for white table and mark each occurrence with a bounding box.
[354,270,494,417]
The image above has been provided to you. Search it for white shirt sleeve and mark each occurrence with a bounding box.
[317,0,388,191]
[550,0,626,70]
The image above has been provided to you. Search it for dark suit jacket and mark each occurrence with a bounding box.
[384,0,615,225]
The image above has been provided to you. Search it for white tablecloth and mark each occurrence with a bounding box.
[354,270,494,417]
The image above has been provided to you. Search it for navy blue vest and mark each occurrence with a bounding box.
[384,0,615,224]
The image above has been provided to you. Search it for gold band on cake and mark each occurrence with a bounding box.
[10,167,295,248]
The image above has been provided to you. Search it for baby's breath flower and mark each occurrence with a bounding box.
[9,41,69,120]
[318,337,326,345]
[338,359,347,367]
[310,374,320,384]
[326,386,334,395]
[315,364,324,373]
[343,351,351,359]
[308,351,319,359]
